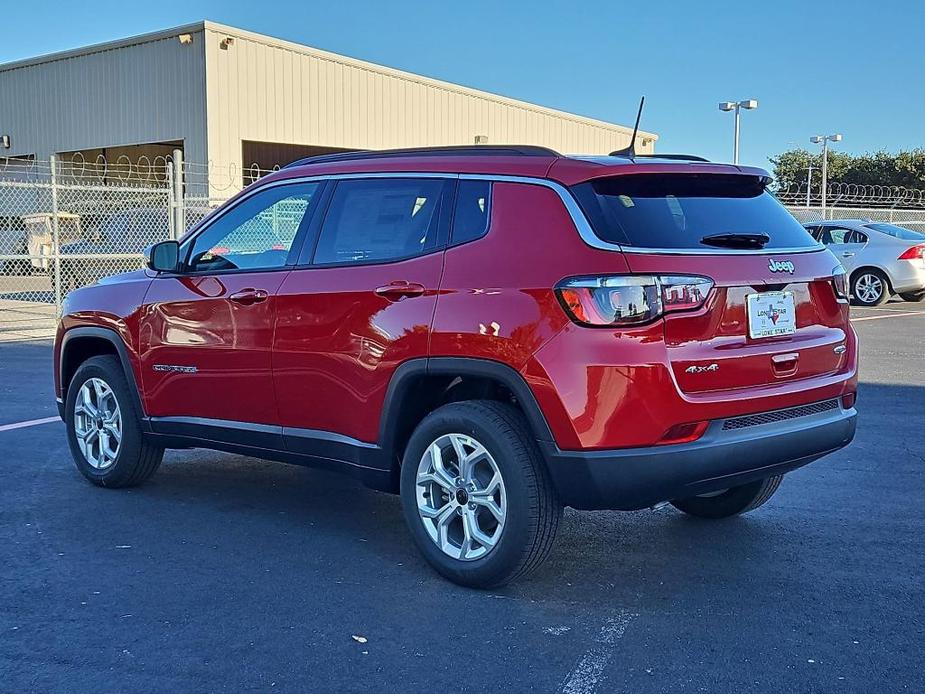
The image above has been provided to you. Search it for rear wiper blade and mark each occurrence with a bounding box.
[700,232,770,249]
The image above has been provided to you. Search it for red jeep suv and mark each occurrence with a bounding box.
[54,146,858,588]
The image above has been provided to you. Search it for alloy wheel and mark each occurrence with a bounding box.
[855,273,883,304]
[415,433,507,561]
[73,377,122,470]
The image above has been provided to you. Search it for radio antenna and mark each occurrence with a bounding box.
[609,96,645,158]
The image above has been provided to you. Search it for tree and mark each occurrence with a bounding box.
[770,148,925,190]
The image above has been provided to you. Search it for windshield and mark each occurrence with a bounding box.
[864,223,925,241]
[571,174,817,250]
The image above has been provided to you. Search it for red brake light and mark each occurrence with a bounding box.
[898,244,925,260]
[555,275,713,327]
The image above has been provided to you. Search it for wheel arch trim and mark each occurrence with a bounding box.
[378,357,555,465]
[59,326,149,427]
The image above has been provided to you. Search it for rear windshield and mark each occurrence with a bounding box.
[864,223,925,241]
[571,174,817,250]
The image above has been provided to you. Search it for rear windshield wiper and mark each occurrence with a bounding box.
[700,233,770,249]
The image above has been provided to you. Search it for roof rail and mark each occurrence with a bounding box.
[610,152,711,162]
[284,145,561,169]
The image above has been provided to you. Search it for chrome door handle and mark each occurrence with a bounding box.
[229,288,269,305]
[375,281,426,301]
[842,252,855,258]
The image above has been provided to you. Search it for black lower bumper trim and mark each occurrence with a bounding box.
[541,405,857,511]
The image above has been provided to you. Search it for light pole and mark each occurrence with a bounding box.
[719,99,758,164]
[810,133,843,215]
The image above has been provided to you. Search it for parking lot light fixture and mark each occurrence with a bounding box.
[811,134,844,214]
[719,99,759,165]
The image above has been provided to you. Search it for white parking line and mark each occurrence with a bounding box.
[0,416,61,433]
[855,304,925,312]
[560,611,636,694]
[851,310,925,322]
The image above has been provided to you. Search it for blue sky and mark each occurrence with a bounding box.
[2,0,923,171]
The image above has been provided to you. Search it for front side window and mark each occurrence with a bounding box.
[187,182,320,272]
[312,178,446,265]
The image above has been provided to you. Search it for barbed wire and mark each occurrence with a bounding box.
[182,160,281,191]
[56,151,175,185]
[776,181,925,208]
[1,154,173,188]
[1,155,278,192]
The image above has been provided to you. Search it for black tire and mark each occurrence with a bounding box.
[400,400,561,589]
[850,269,890,306]
[65,355,163,488]
[671,475,783,519]
[899,290,925,303]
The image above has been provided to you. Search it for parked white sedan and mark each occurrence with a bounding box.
[804,219,925,306]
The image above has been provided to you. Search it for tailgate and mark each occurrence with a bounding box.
[569,171,851,394]
[628,252,850,393]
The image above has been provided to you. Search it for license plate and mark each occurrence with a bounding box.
[747,291,796,339]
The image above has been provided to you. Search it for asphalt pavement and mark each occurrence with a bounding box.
[1,302,923,693]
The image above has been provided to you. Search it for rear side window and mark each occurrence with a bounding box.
[313,178,446,264]
[865,223,925,241]
[451,180,491,244]
[571,174,817,250]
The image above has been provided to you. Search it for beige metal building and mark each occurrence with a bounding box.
[0,21,658,197]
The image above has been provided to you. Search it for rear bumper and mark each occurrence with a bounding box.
[890,262,925,293]
[541,400,856,511]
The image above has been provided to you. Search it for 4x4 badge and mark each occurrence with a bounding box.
[768,259,795,274]
[685,363,719,374]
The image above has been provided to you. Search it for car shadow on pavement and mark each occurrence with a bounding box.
[99,379,922,607]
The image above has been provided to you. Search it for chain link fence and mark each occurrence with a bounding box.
[776,182,925,230]
[0,157,175,340]
[0,154,282,341]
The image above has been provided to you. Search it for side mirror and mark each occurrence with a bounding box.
[146,240,180,272]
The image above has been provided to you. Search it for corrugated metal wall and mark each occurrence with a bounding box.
[0,20,658,200]
[204,23,656,195]
[0,28,208,165]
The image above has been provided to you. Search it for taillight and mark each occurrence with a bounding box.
[898,244,925,260]
[831,265,849,300]
[555,275,714,327]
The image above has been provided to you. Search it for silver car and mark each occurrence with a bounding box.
[803,219,925,306]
